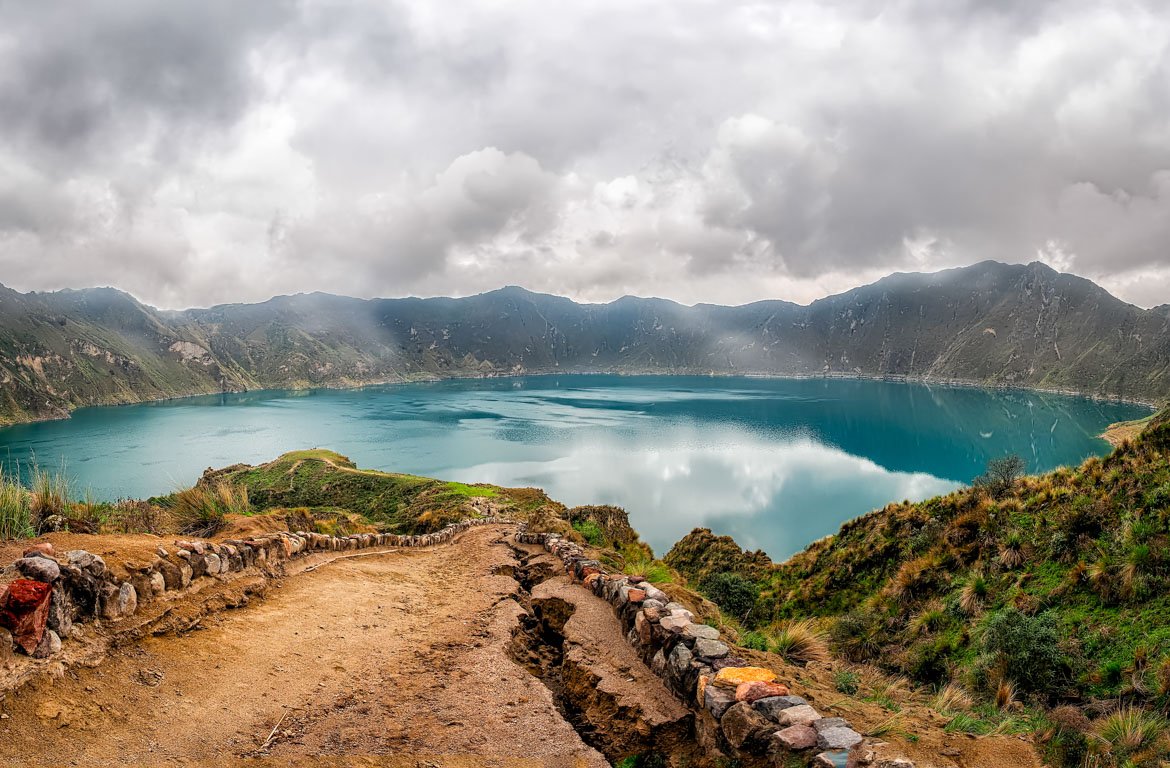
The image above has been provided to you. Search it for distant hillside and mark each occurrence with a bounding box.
[2,260,1168,424]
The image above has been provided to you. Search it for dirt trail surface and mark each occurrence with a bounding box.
[0,525,607,767]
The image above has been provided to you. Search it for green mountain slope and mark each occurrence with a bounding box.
[666,409,1170,765]
[2,260,1168,424]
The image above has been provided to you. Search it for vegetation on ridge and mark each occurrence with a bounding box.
[665,406,1170,766]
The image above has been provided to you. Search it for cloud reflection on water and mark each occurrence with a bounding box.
[455,426,958,560]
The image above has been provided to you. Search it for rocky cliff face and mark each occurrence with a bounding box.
[2,261,1167,424]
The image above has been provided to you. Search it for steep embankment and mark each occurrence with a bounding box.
[3,260,1169,424]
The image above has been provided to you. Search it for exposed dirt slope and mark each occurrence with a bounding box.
[0,525,607,767]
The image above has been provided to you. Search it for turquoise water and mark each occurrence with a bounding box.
[0,376,1150,560]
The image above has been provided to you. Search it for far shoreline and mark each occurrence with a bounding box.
[0,367,1159,433]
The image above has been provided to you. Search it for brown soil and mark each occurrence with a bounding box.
[0,525,607,767]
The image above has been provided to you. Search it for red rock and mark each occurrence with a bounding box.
[772,724,818,751]
[584,572,603,589]
[22,542,55,558]
[581,566,601,580]
[0,579,53,654]
[627,588,647,604]
[736,680,791,703]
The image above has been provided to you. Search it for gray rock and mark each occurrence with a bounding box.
[814,717,850,732]
[204,553,223,576]
[116,582,137,617]
[694,638,730,658]
[668,643,693,678]
[753,695,809,721]
[65,550,105,577]
[817,727,862,751]
[777,704,821,727]
[32,629,61,659]
[682,623,721,641]
[643,585,669,603]
[659,614,691,633]
[178,562,193,588]
[704,683,737,720]
[149,572,166,597]
[642,599,665,612]
[651,649,667,675]
[877,760,915,768]
[664,602,687,613]
[46,583,72,636]
[15,557,60,583]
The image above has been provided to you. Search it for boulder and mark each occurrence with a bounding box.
[635,611,652,645]
[204,553,222,576]
[713,666,778,688]
[682,623,721,642]
[720,702,773,752]
[753,695,809,721]
[158,560,183,591]
[704,682,737,720]
[116,583,138,617]
[0,579,53,654]
[46,583,72,636]
[777,704,822,727]
[32,628,61,659]
[65,550,105,577]
[814,717,850,732]
[816,726,862,751]
[736,680,790,703]
[695,638,730,658]
[772,724,818,751]
[22,543,55,558]
[668,643,693,679]
[15,557,60,584]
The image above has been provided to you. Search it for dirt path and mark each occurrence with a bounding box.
[0,525,607,767]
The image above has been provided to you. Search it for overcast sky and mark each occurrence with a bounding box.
[0,0,1167,310]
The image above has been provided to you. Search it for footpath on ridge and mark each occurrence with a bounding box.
[0,524,609,767]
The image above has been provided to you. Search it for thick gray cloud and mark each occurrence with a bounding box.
[0,0,1167,309]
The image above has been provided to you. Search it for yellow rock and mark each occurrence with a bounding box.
[697,674,710,705]
[713,666,777,688]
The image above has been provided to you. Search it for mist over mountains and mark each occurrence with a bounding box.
[2,260,1167,424]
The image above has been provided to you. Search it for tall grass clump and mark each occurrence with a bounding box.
[768,618,830,665]
[170,481,250,537]
[0,469,35,539]
[1093,706,1168,764]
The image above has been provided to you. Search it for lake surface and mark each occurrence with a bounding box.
[0,376,1150,560]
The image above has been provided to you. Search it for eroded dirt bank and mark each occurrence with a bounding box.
[0,525,608,767]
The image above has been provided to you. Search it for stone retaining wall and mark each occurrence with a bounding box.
[516,529,914,768]
[0,517,505,664]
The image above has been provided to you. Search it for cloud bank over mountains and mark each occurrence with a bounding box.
[0,0,1167,308]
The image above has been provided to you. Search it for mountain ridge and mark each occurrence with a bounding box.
[1,260,1168,425]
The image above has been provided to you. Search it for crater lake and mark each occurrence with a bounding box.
[0,375,1150,559]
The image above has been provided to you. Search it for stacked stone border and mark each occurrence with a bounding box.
[0,517,505,663]
[516,529,914,768]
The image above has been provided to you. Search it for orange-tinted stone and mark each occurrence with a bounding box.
[627,588,647,603]
[713,666,778,688]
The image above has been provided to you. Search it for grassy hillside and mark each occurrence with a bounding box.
[668,408,1170,766]
[192,449,517,534]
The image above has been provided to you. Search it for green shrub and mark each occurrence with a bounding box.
[835,669,861,694]
[168,481,250,537]
[741,631,769,651]
[974,455,1026,498]
[0,470,34,540]
[572,519,606,547]
[980,608,1066,695]
[698,572,759,619]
